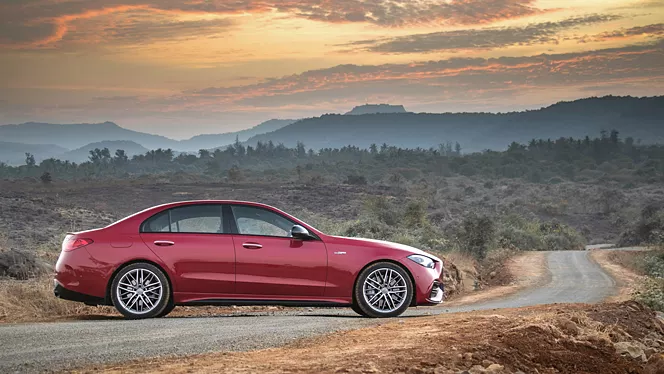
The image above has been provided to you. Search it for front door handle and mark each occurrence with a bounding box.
[154,240,175,246]
[242,242,262,249]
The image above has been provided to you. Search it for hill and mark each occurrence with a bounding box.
[246,96,664,152]
[181,119,295,150]
[0,142,69,166]
[0,122,178,150]
[345,104,408,115]
[54,141,149,163]
[0,119,295,152]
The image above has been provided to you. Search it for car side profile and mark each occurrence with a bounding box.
[54,201,444,318]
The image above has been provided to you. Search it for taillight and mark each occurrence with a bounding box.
[63,235,94,252]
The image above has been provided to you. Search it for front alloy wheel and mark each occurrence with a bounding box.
[111,263,171,319]
[353,262,413,318]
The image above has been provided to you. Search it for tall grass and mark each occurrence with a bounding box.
[0,277,111,323]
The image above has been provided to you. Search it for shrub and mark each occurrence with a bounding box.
[40,172,52,184]
[634,277,664,312]
[618,204,664,246]
[363,196,400,226]
[0,249,50,280]
[228,165,243,182]
[458,214,495,260]
[345,174,367,185]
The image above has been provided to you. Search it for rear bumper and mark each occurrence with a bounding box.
[54,280,106,306]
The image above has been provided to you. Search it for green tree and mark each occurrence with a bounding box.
[25,153,36,167]
[114,149,128,164]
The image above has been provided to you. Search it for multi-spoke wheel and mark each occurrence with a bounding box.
[353,262,413,318]
[111,263,171,319]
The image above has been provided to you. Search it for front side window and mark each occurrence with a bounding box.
[142,205,224,234]
[230,205,295,237]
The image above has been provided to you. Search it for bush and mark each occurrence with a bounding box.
[640,251,664,278]
[618,204,664,246]
[227,165,243,182]
[345,174,367,185]
[634,277,664,312]
[458,214,495,260]
[496,215,585,251]
[40,171,52,184]
[0,249,50,280]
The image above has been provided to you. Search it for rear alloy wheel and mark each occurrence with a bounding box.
[111,263,171,319]
[354,262,413,318]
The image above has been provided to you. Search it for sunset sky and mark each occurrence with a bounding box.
[1,0,663,138]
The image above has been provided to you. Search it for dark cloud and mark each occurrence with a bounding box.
[192,39,664,106]
[341,14,621,53]
[0,0,540,47]
[63,11,234,45]
[579,23,664,42]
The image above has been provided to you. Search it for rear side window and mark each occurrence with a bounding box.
[142,211,170,232]
[141,205,224,234]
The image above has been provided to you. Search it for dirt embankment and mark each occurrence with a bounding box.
[83,301,664,374]
[589,249,649,302]
[443,251,548,307]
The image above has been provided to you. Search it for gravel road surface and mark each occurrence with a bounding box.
[0,250,617,373]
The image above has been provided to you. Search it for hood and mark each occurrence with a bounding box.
[330,235,441,262]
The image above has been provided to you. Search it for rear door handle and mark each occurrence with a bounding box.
[154,240,175,246]
[242,242,262,249]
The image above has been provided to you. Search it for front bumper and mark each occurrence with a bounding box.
[427,281,444,304]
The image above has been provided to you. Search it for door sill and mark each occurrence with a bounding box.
[179,299,352,308]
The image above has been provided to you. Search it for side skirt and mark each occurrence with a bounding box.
[179,299,352,308]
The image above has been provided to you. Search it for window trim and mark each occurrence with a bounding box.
[139,204,229,235]
[227,203,321,241]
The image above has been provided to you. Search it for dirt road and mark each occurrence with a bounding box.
[0,250,617,372]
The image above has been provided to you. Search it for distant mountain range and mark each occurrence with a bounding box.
[0,121,176,151]
[0,141,68,166]
[0,119,295,164]
[183,119,295,150]
[246,96,664,152]
[55,141,149,163]
[2,96,663,165]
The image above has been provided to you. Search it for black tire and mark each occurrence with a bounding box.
[353,262,413,318]
[351,303,369,317]
[111,262,171,319]
[156,299,175,318]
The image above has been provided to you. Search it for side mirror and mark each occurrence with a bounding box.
[290,225,312,240]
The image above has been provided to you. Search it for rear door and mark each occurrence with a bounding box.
[229,204,327,297]
[140,204,235,295]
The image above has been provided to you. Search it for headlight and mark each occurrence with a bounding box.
[407,254,435,269]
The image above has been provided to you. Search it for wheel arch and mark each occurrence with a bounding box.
[352,259,418,307]
[105,259,174,306]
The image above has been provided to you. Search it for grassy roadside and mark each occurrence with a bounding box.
[591,248,664,312]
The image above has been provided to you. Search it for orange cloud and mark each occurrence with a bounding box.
[190,39,664,106]
[1,0,543,49]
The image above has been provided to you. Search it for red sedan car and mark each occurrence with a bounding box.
[54,201,444,318]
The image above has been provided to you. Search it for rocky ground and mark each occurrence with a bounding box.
[79,301,664,374]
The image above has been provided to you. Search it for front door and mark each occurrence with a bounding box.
[229,204,327,297]
[140,204,235,295]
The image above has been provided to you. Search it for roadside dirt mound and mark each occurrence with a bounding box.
[90,302,664,374]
